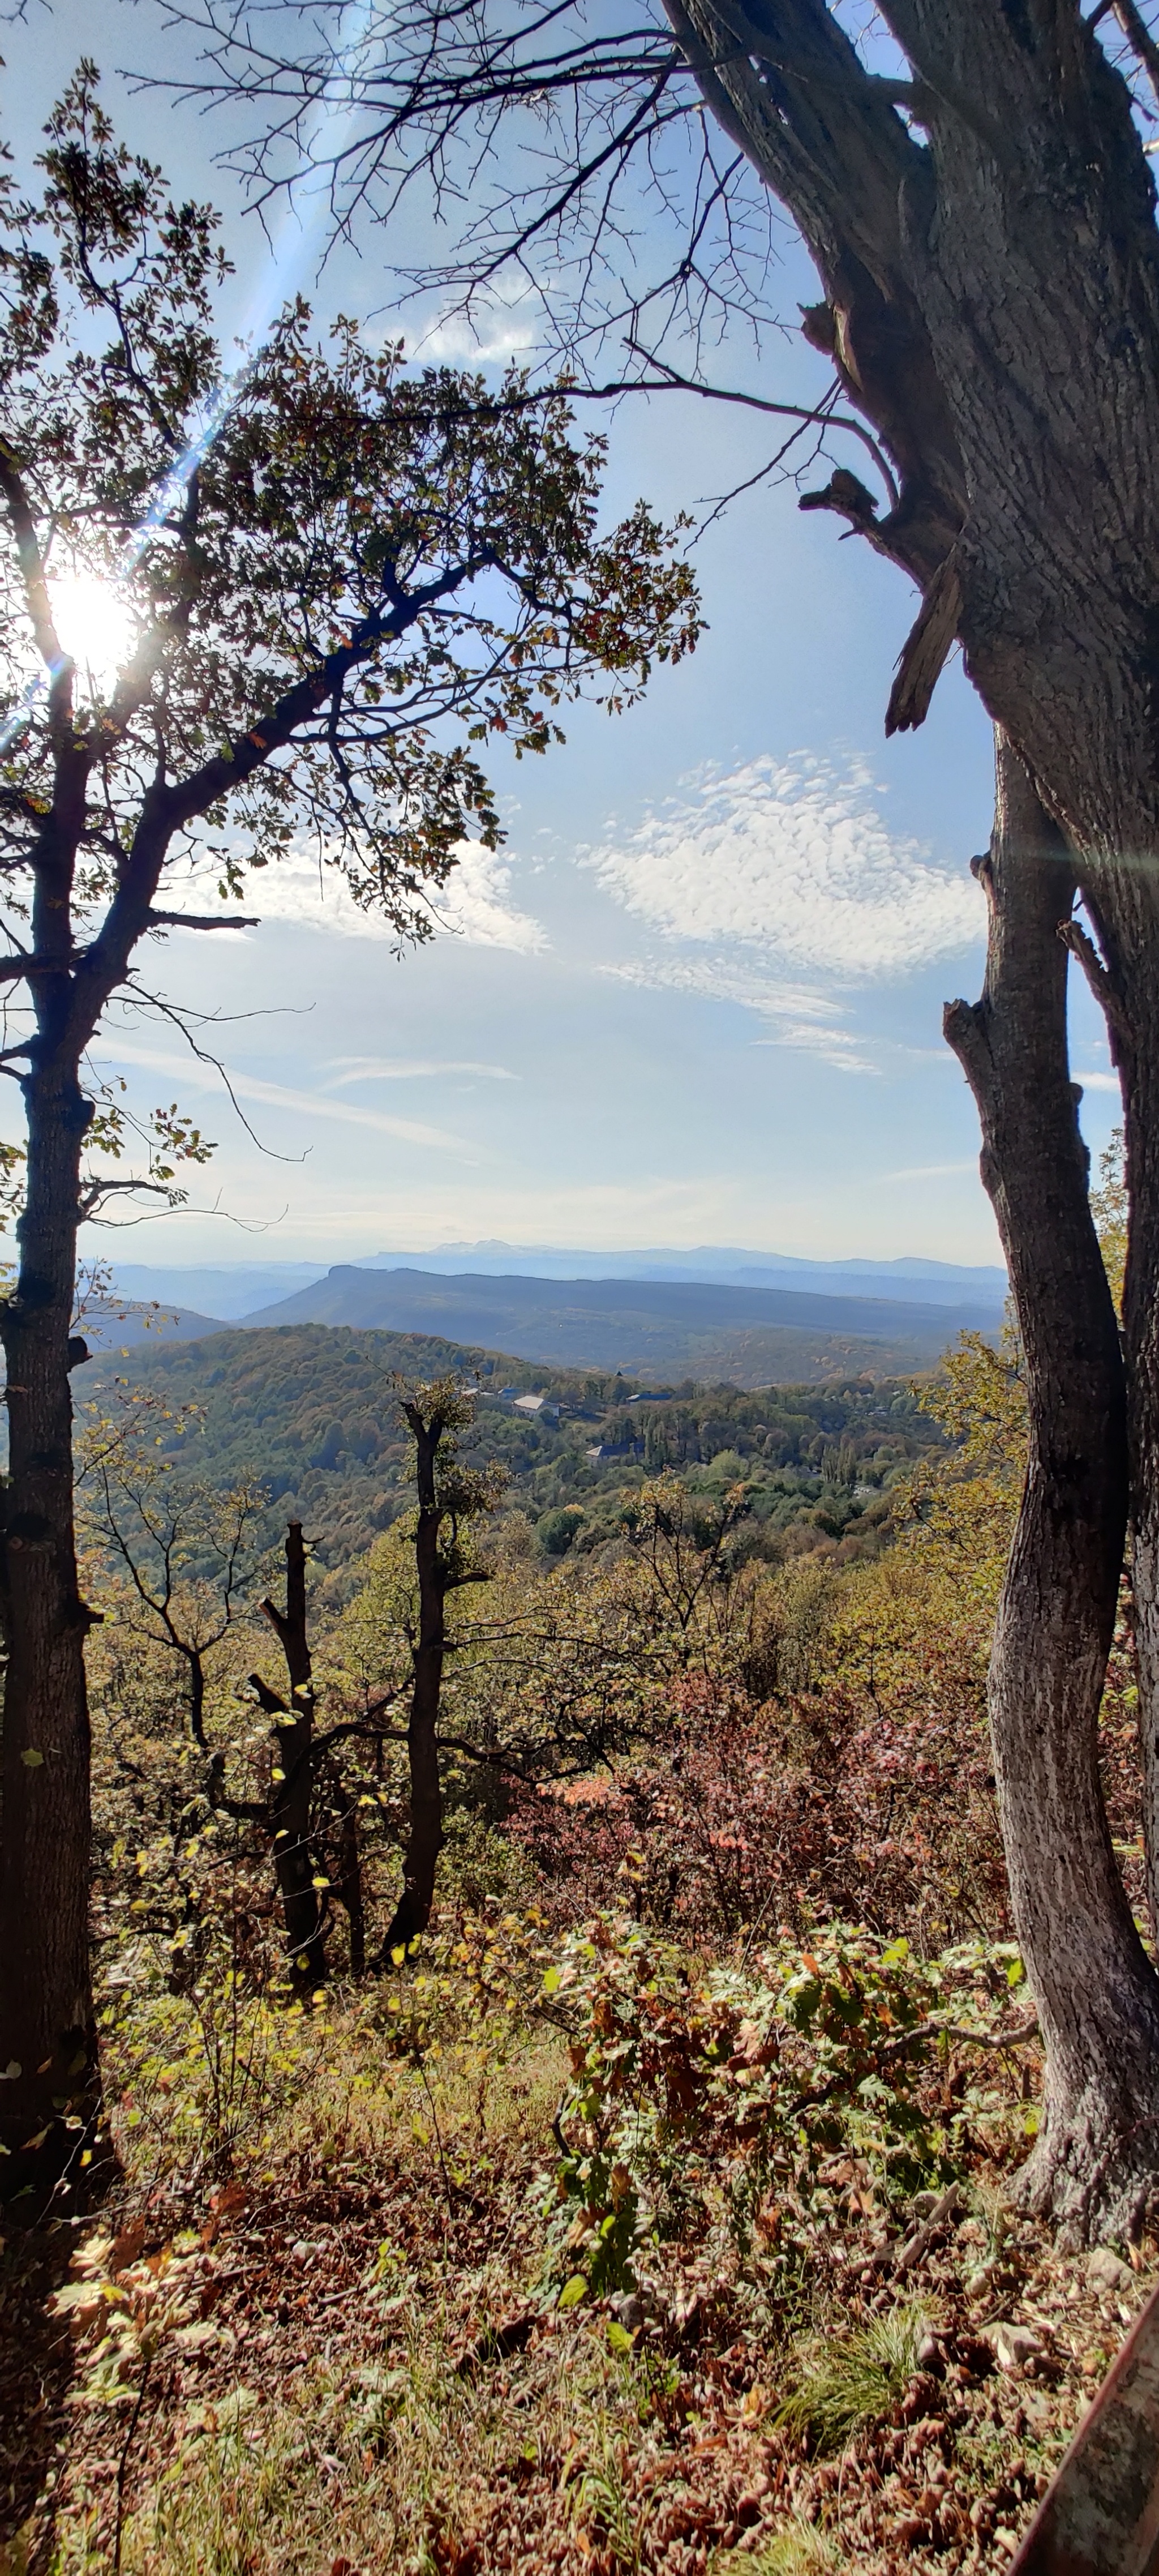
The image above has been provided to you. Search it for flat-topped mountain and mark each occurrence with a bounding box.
[236,1263,998,1382]
[108,1243,1007,1320]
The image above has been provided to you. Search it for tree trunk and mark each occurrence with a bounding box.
[665,2,1159,2181]
[1071,913,1159,1948]
[380,1418,445,1957]
[0,1063,100,2186]
[858,15,1159,1949]
[1123,1035,1159,1945]
[259,1521,327,1987]
[945,733,1159,2240]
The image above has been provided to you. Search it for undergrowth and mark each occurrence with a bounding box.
[4,1894,1144,2576]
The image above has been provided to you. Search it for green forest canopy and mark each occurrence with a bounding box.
[78,1323,945,1582]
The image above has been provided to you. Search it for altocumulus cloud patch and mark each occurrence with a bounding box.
[583,752,984,978]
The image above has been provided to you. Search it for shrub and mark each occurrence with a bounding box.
[512,1658,1007,1952]
[538,1505,587,1556]
[536,1913,1029,2305]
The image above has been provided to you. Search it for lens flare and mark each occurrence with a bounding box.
[49,572,137,698]
[0,0,376,758]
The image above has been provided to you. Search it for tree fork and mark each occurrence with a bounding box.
[945,731,1159,2241]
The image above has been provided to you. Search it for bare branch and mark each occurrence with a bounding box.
[885,549,963,735]
[1059,917,1131,1052]
[0,951,67,985]
[0,446,64,670]
[1110,0,1159,116]
[145,910,261,931]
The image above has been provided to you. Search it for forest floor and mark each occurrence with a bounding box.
[2,1979,1153,2576]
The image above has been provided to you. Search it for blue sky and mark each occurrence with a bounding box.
[1,7,1122,1265]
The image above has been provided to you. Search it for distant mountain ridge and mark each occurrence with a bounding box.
[108,1242,1007,1318]
[105,1261,330,1320]
[234,1263,995,1383]
[358,1243,1007,1309]
[78,1300,224,1352]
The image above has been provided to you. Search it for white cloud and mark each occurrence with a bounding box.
[1075,1069,1121,1094]
[585,754,983,978]
[323,1056,519,1085]
[418,313,539,367]
[608,954,839,1021]
[753,1025,875,1074]
[221,1071,477,1155]
[173,840,547,956]
[414,283,544,366]
[885,1159,978,1183]
[604,955,876,1073]
[93,1039,479,1158]
[424,845,548,953]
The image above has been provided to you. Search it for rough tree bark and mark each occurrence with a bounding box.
[0,785,211,2178]
[946,734,1159,2239]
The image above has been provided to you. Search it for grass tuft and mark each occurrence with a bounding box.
[731,2515,837,2573]
[773,2299,930,2456]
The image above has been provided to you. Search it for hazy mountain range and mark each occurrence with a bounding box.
[106,1242,1007,1321]
[79,1247,1006,1384]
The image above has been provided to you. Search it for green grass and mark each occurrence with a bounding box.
[717,2518,836,2575]
[756,2523,836,2573]
[773,2299,931,2455]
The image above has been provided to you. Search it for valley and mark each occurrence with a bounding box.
[76,1321,946,1590]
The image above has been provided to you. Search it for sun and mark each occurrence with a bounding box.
[49,571,136,696]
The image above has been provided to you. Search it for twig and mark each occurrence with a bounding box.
[1111,0,1159,115]
[414,2048,458,2248]
[892,2180,964,2276]
[790,2014,1039,2121]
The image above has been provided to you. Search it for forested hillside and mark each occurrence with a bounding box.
[76,1324,943,1584]
[14,1312,1153,2576]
